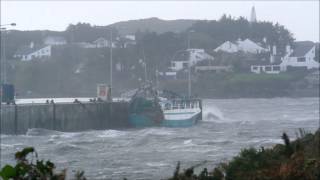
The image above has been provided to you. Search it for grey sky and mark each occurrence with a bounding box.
[1,1,319,42]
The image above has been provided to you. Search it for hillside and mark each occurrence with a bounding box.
[109,17,197,35]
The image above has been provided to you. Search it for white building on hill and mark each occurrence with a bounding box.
[93,37,117,48]
[280,41,319,71]
[169,49,214,71]
[214,39,268,54]
[14,42,51,61]
[251,41,319,74]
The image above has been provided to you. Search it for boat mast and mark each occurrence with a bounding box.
[142,48,147,82]
[187,33,191,98]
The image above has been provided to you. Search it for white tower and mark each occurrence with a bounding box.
[250,6,257,23]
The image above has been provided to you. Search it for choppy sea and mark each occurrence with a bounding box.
[1,98,319,179]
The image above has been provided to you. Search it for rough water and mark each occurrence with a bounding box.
[1,98,319,179]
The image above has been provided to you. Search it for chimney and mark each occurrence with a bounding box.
[272,45,277,55]
[30,41,34,49]
[270,55,275,64]
[286,45,291,55]
[263,37,267,43]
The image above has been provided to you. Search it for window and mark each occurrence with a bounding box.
[171,62,176,67]
[273,66,280,71]
[265,66,272,71]
[253,66,258,70]
[183,62,188,68]
[297,57,306,62]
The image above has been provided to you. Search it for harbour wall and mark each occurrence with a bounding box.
[0,102,129,134]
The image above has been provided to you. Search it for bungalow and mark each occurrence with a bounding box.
[214,38,269,54]
[14,42,51,61]
[169,49,214,71]
[117,35,136,48]
[280,41,319,71]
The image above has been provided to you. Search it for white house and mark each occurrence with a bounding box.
[93,37,117,48]
[214,38,269,54]
[14,42,51,61]
[75,42,96,48]
[250,45,282,74]
[43,36,67,46]
[169,49,214,71]
[280,41,319,71]
[125,35,135,41]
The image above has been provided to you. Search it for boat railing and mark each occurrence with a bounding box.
[162,99,201,110]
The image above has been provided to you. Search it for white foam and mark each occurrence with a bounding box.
[146,162,168,167]
[97,130,126,138]
[183,139,193,145]
[138,128,173,136]
[202,105,224,122]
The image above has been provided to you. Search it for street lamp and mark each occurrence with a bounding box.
[0,23,16,27]
[0,23,16,85]
[109,28,113,101]
[1,27,8,84]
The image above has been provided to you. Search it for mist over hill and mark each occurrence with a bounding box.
[108,17,198,35]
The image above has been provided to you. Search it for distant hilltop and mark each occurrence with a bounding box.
[108,17,197,35]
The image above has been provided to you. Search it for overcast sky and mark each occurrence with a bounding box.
[1,1,319,42]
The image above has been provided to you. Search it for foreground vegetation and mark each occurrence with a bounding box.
[1,129,319,179]
[170,129,320,180]
[0,147,86,180]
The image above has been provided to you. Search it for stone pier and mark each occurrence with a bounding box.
[0,102,129,134]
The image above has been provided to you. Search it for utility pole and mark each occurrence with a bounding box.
[1,28,7,84]
[155,69,159,90]
[110,29,113,100]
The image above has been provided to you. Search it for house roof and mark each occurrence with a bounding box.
[289,41,315,57]
[172,50,190,61]
[215,39,268,53]
[15,45,48,56]
[93,37,107,43]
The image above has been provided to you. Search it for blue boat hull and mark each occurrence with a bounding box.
[129,114,159,127]
[129,112,201,128]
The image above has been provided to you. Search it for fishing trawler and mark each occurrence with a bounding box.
[159,96,202,127]
[128,84,202,128]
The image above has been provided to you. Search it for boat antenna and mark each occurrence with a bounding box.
[142,48,147,82]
